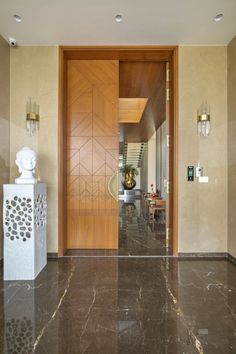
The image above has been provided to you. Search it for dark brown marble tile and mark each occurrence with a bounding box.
[0,258,236,353]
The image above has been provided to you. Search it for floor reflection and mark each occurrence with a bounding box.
[5,296,35,353]
[119,199,169,255]
[0,258,236,353]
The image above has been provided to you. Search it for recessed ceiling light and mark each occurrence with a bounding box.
[115,14,123,23]
[214,13,224,22]
[13,14,22,23]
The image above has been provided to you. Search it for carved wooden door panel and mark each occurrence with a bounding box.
[66,60,119,249]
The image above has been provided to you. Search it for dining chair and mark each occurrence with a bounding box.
[149,199,166,222]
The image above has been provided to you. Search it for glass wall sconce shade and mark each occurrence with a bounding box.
[198,113,210,136]
[197,103,211,137]
[26,98,40,136]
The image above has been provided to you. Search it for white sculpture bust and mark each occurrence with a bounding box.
[15,147,37,185]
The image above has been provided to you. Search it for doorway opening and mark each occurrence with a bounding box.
[118,61,171,255]
[58,47,178,257]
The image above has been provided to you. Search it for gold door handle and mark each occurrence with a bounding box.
[108,172,118,201]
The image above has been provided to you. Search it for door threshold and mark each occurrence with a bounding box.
[65,249,172,257]
[63,254,175,258]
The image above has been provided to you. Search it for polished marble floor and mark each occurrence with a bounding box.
[119,200,168,255]
[66,199,169,257]
[0,257,236,353]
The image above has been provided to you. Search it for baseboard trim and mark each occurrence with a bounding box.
[1,252,235,264]
[178,252,236,265]
[47,252,59,259]
[178,252,228,259]
[227,253,236,265]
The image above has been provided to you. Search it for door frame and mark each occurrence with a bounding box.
[58,46,179,256]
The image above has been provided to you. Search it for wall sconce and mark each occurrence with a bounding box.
[197,103,210,137]
[26,97,39,136]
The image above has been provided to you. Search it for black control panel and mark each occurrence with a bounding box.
[187,166,194,181]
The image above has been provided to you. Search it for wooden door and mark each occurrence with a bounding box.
[66,60,119,249]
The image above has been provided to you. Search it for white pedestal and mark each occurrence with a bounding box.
[3,183,47,280]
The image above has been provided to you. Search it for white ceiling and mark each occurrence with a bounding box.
[0,0,236,45]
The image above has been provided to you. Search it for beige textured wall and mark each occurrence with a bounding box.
[179,46,228,253]
[228,36,236,258]
[0,36,10,259]
[10,46,59,252]
[8,45,228,254]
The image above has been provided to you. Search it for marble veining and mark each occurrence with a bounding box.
[161,263,204,354]
[32,265,76,352]
[0,258,236,353]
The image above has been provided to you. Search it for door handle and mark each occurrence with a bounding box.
[108,172,118,201]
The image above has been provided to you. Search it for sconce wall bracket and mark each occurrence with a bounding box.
[198,113,210,122]
[26,112,39,122]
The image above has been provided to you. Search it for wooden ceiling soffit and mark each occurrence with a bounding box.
[119,98,148,123]
[119,62,166,142]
